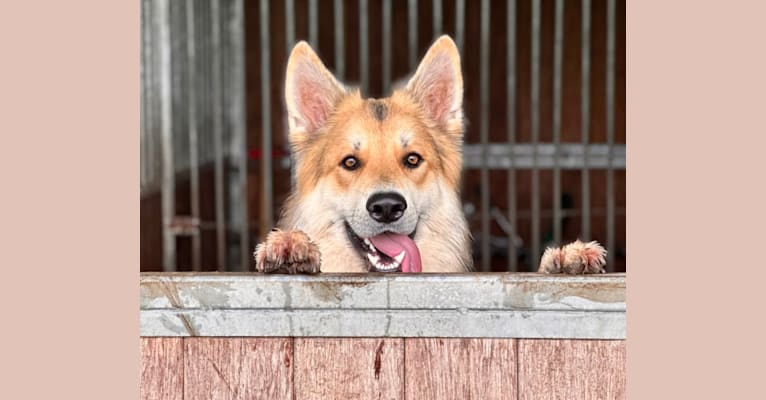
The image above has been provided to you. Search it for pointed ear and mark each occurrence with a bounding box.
[285,41,346,141]
[405,35,463,127]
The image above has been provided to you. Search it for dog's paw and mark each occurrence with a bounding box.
[538,240,607,274]
[253,229,321,274]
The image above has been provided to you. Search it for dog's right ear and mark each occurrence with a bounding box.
[285,41,346,142]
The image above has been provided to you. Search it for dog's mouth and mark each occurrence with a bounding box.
[345,222,422,273]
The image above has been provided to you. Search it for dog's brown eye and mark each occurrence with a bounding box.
[341,156,360,171]
[404,153,423,169]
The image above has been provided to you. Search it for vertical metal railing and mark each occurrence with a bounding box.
[432,0,442,38]
[229,0,249,271]
[581,0,592,241]
[259,0,273,241]
[186,0,201,271]
[606,0,616,270]
[142,0,624,273]
[408,0,418,71]
[530,0,541,269]
[211,0,226,271]
[308,0,318,49]
[382,0,392,94]
[455,0,465,54]
[552,0,564,247]
[506,0,518,271]
[158,0,176,271]
[285,0,295,52]
[334,0,345,80]
[359,0,369,96]
[479,0,491,272]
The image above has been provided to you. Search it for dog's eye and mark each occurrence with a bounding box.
[404,153,423,169]
[340,156,360,171]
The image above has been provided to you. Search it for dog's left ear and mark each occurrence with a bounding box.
[285,41,346,142]
[405,35,463,129]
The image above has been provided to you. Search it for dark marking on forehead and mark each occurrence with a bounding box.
[368,100,388,121]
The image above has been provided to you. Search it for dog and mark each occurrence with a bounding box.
[254,35,606,275]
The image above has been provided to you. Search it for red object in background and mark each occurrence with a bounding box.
[248,148,290,160]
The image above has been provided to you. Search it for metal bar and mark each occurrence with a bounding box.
[581,0,591,241]
[408,0,418,71]
[158,0,176,271]
[212,0,226,270]
[606,0,616,270]
[552,0,564,247]
[455,0,465,54]
[334,0,345,80]
[308,0,318,49]
[530,0,541,271]
[463,143,626,169]
[433,0,442,38]
[285,0,295,53]
[232,0,249,271]
[186,0,201,271]
[359,0,369,96]
[506,0,517,271]
[146,0,157,195]
[260,0,274,241]
[140,0,147,190]
[382,0,391,94]
[479,0,491,272]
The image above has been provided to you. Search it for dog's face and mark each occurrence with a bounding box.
[284,36,465,273]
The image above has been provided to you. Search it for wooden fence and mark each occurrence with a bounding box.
[141,273,626,399]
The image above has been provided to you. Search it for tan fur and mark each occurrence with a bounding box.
[538,240,607,274]
[255,36,472,273]
[254,35,602,275]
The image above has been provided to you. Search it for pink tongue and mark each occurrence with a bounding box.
[368,233,422,273]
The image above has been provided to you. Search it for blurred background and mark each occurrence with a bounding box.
[140,0,625,273]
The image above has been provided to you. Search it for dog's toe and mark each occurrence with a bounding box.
[539,240,607,274]
[254,229,321,274]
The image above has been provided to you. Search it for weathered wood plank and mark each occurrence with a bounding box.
[518,339,626,400]
[404,338,518,400]
[184,338,293,400]
[294,338,404,399]
[140,338,183,400]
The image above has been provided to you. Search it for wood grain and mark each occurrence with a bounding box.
[294,338,404,399]
[518,339,626,400]
[140,338,183,400]
[404,338,517,400]
[184,337,293,400]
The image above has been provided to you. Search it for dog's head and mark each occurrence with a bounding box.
[284,36,465,273]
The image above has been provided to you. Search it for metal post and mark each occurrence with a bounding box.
[382,0,392,94]
[479,0,491,271]
[334,0,345,80]
[158,0,176,271]
[186,0,201,271]
[408,0,418,71]
[606,0,616,270]
[433,0,442,38]
[530,0,541,270]
[552,0,564,246]
[506,0,517,271]
[359,0,369,96]
[309,0,318,49]
[259,0,274,241]
[581,0,591,241]
[455,0,465,55]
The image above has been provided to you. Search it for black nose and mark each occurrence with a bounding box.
[366,192,407,223]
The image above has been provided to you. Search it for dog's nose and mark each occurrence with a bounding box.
[366,192,407,223]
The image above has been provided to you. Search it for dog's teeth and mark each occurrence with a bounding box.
[364,238,371,245]
[393,251,405,264]
[367,253,380,265]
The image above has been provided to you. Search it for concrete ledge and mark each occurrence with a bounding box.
[140,273,626,339]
